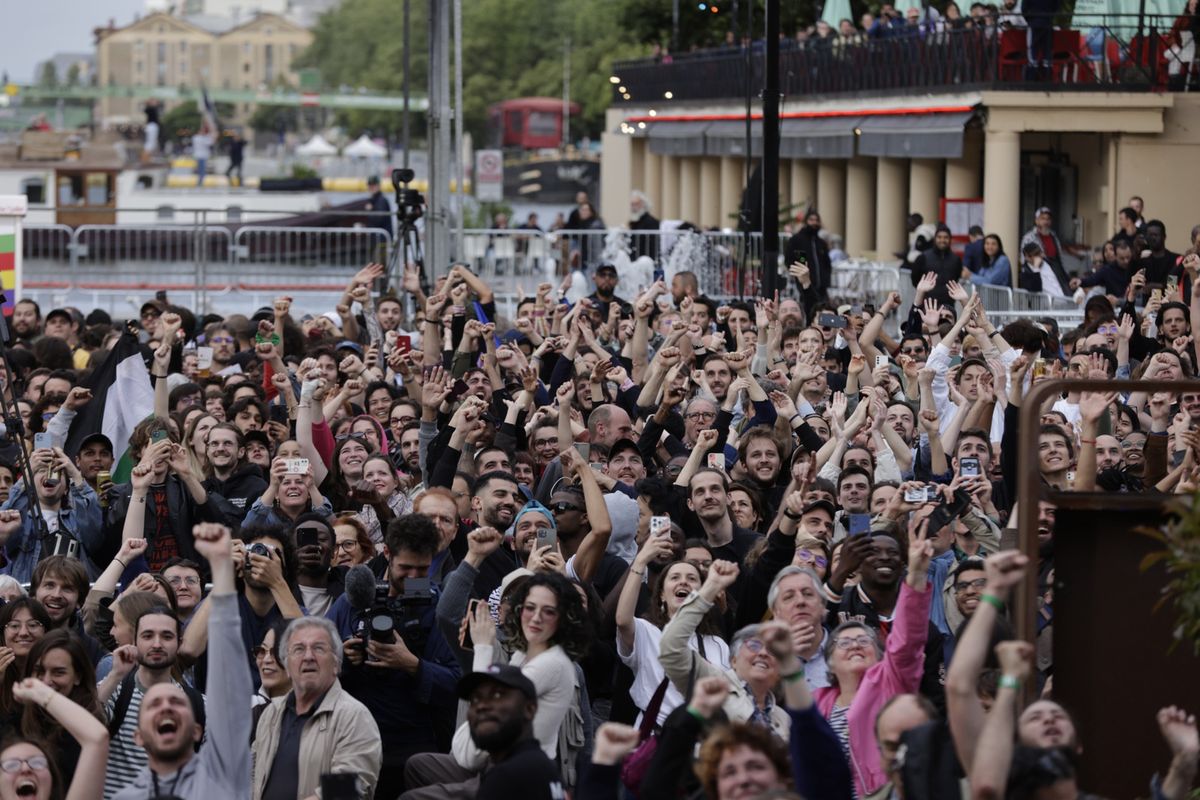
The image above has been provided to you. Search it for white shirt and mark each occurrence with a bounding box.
[617,616,729,726]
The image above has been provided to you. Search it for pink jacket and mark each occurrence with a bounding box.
[815,581,933,796]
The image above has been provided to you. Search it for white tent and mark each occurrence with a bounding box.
[345,134,387,159]
[296,135,338,156]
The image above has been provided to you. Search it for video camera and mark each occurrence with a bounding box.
[391,167,425,225]
[345,565,434,657]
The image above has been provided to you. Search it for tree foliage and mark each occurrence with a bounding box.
[297,0,652,142]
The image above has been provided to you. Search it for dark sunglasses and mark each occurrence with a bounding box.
[550,501,582,514]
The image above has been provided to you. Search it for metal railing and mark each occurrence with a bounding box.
[611,13,1196,102]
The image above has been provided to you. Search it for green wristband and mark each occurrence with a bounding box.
[782,668,807,683]
[686,706,707,722]
[998,674,1021,691]
[980,593,1005,612]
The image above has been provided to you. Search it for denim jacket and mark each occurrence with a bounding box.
[1,479,104,582]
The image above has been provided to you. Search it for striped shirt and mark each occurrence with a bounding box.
[103,679,147,800]
[828,703,857,799]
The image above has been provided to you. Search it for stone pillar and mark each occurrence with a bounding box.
[720,156,744,230]
[816,160,846,240]
[983,129,1022,286]
[599,129,633,228]
[680,157,701,224]
[789,160,818,223]
[909,158,943,224]
[875,157,909,260]
[699,157,722,228]
[661,154,681,220]
[845,156,876,257]
[644,148,663,212]
[945,127,983,199]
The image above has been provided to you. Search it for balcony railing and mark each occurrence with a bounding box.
[610,14,1196,102]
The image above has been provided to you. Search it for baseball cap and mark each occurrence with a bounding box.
[243,429,270,449]
[45,308,73,324]
[336,340,364,356]
[1035,206,1053,217]
[250,306,274,323]
[607,438,640,461]
[140,300,165,318]
[595,263,618,276]
[801,499,837,520]
[456,664,538,701]
[78,432,114,454]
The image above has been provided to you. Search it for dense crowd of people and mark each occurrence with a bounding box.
[0,206,1196,800]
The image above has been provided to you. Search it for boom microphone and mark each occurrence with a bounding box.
[345,565,378,611]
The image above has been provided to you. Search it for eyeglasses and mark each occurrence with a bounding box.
[334,540,359,552]
[0,757,48,773]
[253,645,279,662]
[550,502,582,514]
[1097,324,1118,335]
[4,620,45,635]
[685,411,717,421]
[739,638,767,654]
[833,635,875,651]
[796,548,829,569]
[210,336,234,344]
[532,437,559,448]
[166,575,201,587]
[390,416,416,427]
[287,643,331,658]
[954,577,987,593]
[900,347,926,356]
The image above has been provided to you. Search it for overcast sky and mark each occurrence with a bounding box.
[3,0,146,82]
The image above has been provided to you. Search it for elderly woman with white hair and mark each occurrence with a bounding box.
[657,559,790,739]
[251,616,382,800]
[0,575,26,603]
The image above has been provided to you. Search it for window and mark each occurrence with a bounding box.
[180,41,187,53]
[20,177,45,205]
[264,44,274,81]
[156,42,167,86]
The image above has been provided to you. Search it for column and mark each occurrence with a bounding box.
[816,160,846,240]
[908,158,942,225]
[680,157,701,224]
[720,156,743,230]
[983,129,1021,286]
[661,154,681,220]
[844,156,876,257]
[945,128,983,199]
[599,129,633,228]
[789,160,817,219]
[699,157,722,228]
[644,148,663,212]
[875,157,908,259]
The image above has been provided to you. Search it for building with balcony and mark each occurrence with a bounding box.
[94,11,312,125]
[600,22,1200,267]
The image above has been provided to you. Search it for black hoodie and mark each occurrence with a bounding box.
[203,463,268,521]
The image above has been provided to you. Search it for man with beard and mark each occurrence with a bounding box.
[600,437,646,496]
[458,665,564,800]
[328,514,460,800]
[551,448,626,597]
[99,602,203,800]
[1133,219,1181,287]
[911,225,963,309]
[30,555,107,665]
[941,558,986,665]
[202,423,267,521]
[785,209,833,315]
[10,298,41,343]
[587,263,632,318]
[686,468,761,564]
[112,523,250,800]
[397,422,423,484]
[702,356,733,404]
[292,514,344,617]
[534,404,633,503]
[629,190,660,262]
[467,471,526,594]
[737,426,785,517]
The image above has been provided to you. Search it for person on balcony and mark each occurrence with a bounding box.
[910,224,963,307]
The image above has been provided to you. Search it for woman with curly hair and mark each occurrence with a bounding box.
[462,571,592,766]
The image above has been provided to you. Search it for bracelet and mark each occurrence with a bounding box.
[980,593,1006,612]
[783,509,801,520]
[781,668,807,682]
[686,706,708,723]
[630,567,646,576]
[989,331,1003,339]
[1079,438,1096,445]
[115,558,127,570]
[789,413,803,424]
[998,674,1021,691]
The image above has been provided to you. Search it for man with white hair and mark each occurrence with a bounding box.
[252,616,383,800]
[629,189,661,262]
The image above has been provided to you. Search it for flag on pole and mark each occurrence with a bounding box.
[63,327,155,483]
[199,84,221,133]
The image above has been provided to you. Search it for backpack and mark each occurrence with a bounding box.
[108,672,206,745]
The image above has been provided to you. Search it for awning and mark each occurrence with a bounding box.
[780,116,861,159]
[856,111,974,158]
[705,116,859,159]
[644,121,710,156]
[704,120,762,158]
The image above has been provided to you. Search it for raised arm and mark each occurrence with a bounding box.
[13,679,109,800]
[561,448,613,584]
[947,550,1028,775]
[615,535,672,655]
[658,561,733,690]
[969,641,1034,799]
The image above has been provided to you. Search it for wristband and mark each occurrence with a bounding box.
[1079,438,1096,445]
[783,509,801,520]
[630,567,646,577]
[980,593,1005,612]
[789,413,803,425]
[115,558,127,570]
[998,674,1021,691]
[782,668,807,682]
[686,706,708,723]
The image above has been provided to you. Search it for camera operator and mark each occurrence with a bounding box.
[327,512,461,800]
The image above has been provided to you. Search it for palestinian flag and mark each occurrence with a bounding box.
[64,327,155,482]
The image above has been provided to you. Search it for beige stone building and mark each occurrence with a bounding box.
[94,11,312,124]
[600,41,1200,272]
